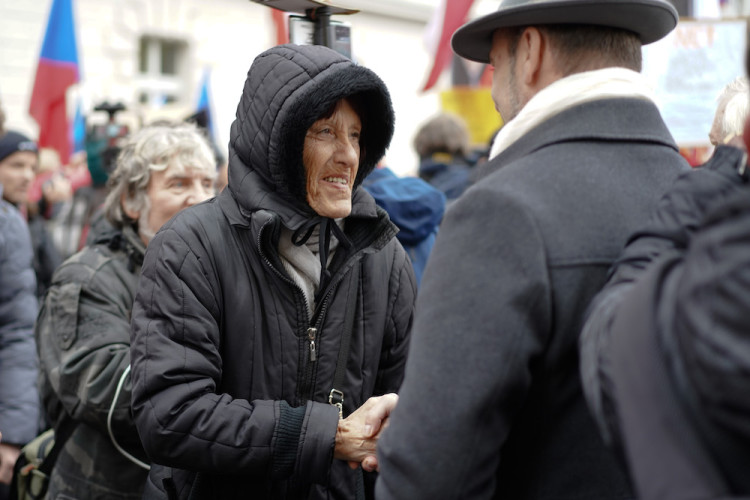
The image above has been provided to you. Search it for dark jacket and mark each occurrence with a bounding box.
[130,44,416,500]
[418,154,473,200]
[377,97,689,500]
[36,225,149,500]
[0,198,39,446]
[362,167,445,285]
[580,146,750,499]
[28,212,63,299]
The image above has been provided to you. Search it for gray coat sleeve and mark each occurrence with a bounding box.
[0,205,40,445]
[376,186,551,500]
[130,227,339,483]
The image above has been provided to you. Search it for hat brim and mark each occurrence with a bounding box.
[451,0,678,63]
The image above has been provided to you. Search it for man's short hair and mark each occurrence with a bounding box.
[716,76,749,141]
[413,113,471,159]
[104,121,217,229]
[506,24,642,75]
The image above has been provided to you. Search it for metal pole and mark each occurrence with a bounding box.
[311,6,331,48]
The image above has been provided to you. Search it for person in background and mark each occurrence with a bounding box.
[361,166,445,286]
[129,43,414,500]
[0,131,40,499]
[414,112,474,201]
[0,132,62,299]
[375,0,689,498]
[709,76,749,147]
[33,149,97,260]
[35,122,217,500]
[579,49,750,500]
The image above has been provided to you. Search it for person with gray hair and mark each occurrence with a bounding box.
[34,122,216,499]
[709,76,749,147]
[414,113,473,200]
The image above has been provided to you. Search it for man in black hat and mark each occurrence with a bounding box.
[375,1,690,498]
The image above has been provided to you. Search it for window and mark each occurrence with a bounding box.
[137,36,187,106]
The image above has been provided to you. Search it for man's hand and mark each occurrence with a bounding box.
[0,443,20,484]
[333,393,398,472]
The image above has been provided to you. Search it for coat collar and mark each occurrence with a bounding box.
[478,97,678,180]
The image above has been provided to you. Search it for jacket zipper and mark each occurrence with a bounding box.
[255,218,361,403]
[256,220,322,405]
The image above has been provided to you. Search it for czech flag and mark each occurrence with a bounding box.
[29,0,80,164]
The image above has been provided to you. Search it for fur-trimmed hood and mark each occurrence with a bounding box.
[227,44,395,223]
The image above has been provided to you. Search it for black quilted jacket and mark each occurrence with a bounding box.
[130,44,415,499]
[580,146,750,499]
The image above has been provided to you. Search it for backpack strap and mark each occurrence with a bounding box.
[326,262,365,500]
[39,414,77,476]
[328,261,360,419]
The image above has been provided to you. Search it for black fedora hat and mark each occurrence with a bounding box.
[452,0,678,63]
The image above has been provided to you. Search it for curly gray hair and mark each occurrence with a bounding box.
[716,76,749,141]
[104,121,216,229]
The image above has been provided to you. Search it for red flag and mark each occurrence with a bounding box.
[271,9,290,46]
[422,0,476,92]
[29,0,80,164]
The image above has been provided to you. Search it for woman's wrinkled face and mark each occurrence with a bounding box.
[303,99,361,218]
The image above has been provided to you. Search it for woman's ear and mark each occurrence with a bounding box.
[121,191,139,220]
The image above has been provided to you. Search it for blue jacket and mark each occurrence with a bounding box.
[362,168,445,285]
[0,194,40,445]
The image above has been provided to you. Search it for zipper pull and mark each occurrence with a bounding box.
[307,327,317,362]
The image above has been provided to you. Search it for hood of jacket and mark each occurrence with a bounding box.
[227,44,395,227]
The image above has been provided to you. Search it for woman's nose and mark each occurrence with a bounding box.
[337,137,359,167]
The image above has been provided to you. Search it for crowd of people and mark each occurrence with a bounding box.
[1,0,750,498]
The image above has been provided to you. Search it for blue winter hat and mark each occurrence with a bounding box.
[0,131,38,163]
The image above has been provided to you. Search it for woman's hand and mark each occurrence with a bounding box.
[333,393,398,472]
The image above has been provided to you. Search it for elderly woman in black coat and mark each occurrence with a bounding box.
[130,44,415,500]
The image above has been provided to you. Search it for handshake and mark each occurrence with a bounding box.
[333,393,398,472]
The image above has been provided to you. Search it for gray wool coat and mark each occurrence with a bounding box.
[377,97,689,500]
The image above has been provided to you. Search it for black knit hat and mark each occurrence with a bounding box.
[0,131,38,163]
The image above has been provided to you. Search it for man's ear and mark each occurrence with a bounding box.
[519,27,545,89]
[121,191,139,220]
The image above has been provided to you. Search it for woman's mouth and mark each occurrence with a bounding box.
[323,176,348,185]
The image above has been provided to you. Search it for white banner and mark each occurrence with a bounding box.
[642,19,747,146]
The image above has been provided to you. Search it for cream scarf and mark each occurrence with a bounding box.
[278,219,344,316]
[489,67,657,160]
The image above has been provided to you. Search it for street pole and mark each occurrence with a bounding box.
[309,6,332,48]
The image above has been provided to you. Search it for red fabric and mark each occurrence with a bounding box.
[271,9,289,46]
[423,0,476,92]
[29,60,78,164]
[479,64,493,87]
